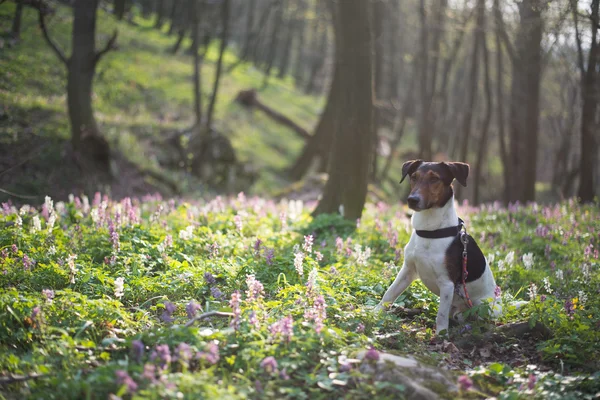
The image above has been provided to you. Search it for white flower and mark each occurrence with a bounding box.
[487,253,495,265]
[67,254,78,284]
[31,216,41,233]
[353,244,371,266]
[15,215,23,228]
[47,214,56,232]
[338,205,345,217]
[582,263,591,280]
[578,290,588,307]
[179,225,194,241]
[497,260,505,271]
[48,245,57,255]
[505,251,515,267]
[294,252,304,276]
[307,267,318,289]
[114,277,124,299]
[90,208,100,224]
[45,196,54,214]
[555,269,564,280]
[528,283,538,300]
[522,253,534,270]
[543,277,553,294]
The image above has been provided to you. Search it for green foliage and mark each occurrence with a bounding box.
[0,194,598,398]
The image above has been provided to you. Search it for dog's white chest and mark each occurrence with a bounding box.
[405,236,453,296]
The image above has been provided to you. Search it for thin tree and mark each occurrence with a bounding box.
[205,0,230,131]
[473,0,493,205]
[262,0,284,87]
[313,0,374,220]
[12,0,24,39]
[113,0,127,20]
[38,0,117,170]
[572,0,599,203]
[191,0,202,127]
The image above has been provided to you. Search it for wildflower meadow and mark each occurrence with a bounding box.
[0,194,599,399]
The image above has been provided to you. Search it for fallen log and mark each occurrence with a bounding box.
[235,89,311,141]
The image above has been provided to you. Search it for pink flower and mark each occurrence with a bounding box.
[260,356,278,374]
[197,341,220,365]
[229,291,241,330]
[245,275,264,302]
[186,301,202,319]
[303,235,314,253]
[528,373,537,390]
[115,370,137,393]
[458,375,473,391]
[364,347,379,362]
[132,340,144,363]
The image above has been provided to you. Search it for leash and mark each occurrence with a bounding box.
[459,230,474,308]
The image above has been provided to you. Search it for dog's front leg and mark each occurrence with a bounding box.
[436,281,455,335]
[375,262,416,313]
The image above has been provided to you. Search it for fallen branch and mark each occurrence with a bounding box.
[0,373,47,385]
[184,311,234,328]
[235,89,311,141]
[454,321,552,349]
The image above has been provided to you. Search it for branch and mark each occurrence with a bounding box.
[94,30,119,65]
[493,0,516,63]
[37,4,68,65]
[0,372,47,385]
[184,311,234,328]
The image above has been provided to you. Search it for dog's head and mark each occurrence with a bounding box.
[399,160,469,211]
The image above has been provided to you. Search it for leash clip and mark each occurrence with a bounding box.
[460,231,469,258]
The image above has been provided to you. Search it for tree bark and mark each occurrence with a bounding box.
[167,0,178,35]
[262,0,284,87]
[473,0,492,205]
[12,0,24,38]
[573,0,599,203]
[507,0,543,203]
[113,0,126,20]
[493,0,510,204]
[154,0,165,30]
[291,0,308,86]
[304,20,327,94]
[241,0,257,60]
[205,0,230,130]
[277,4,295,79]
[313,0,374,221]
[191,0,202,127]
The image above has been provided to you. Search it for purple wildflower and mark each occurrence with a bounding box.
[249,311,260,329]
[264,248,275,265]
[42,289,54,302]
[315,251,323,262]
[364,347,379,362]
[269,316,293,342]
[565,299,575,318]
[1,249,8,259]
[150,344,171,369]
[245,274,264,302]
[31,306,41,323]
[108,219,120,253]
[494,285,502,299]
[175,342,193,366]
[458,375,473,391]
[160,302,176,323]
[142,363,157,383]
[230,291,241,330]
[22,255,35,271]
[197,341,220,365]
[540,294,547,302]
[186,301,201,319]
[132,340,144,363]
[115,370,138,393]
[234,214,243,232]
[210,287,223,299]
[528,374,537,390]
[356,323,365,333]
[304,295,327,334]
[164,234,173,248]
[335,237,344,254]
[260,356,278,374]
[204,272,216,285]
[279,368,290,380]
[253,238,262,254]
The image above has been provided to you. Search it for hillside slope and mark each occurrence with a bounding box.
[0,3,324,202]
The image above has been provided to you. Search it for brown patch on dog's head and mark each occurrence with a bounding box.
[400,160,470,211]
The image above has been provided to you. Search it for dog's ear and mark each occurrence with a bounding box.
[400,159,423,183]
[443,162,469,187]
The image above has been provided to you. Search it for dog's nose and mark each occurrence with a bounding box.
[407,196,420,208]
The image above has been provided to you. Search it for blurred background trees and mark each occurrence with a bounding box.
[0,0,598,217]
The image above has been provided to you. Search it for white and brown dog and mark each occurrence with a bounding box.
[376,160,501,335]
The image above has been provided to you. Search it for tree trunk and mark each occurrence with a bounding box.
[507,0,543,203]
[493,0,510,204]
[12,0,24,39]
[167,0,178,35]
[276,6,295,79]
[473,0,492,205]
[241,0,257,60]
[262,0,284,87]
[205,0,230,130]
[575,0,599,203]
[154,0,165,30]
[292,0,308,86]
[304,21,327,94]
[191,0,202,127]
[313,0,374,221]
[68,0,110,168]
[114,0,127,20]
[417,0,431,160]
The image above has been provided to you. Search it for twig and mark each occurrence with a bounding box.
[37,4,68,65]
[0,373,47,385]
[184,311,233,328]
[94,30,119,65]
[0,187,40,199]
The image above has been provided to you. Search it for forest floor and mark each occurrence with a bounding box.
[0,195,599,399]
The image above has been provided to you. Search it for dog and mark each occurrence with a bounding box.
[375,160,501,335]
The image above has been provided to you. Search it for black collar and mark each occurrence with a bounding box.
[415,218,464,239]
